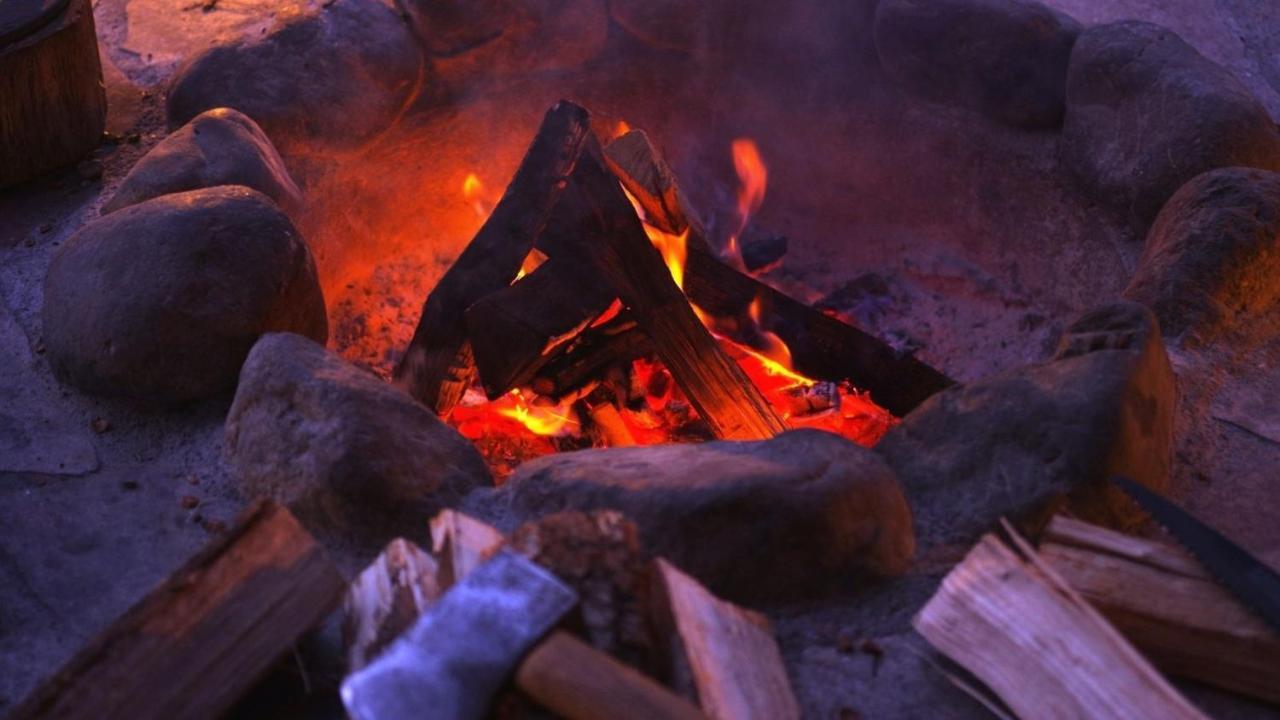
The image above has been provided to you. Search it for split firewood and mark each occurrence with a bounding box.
[650,559,801,720]
[343,538,442,672]
[395,101,592,415]
[578,385,638,447]
[1039,516,1280,704]
[551,132,788,440]
[11,501,345,720]
[466,255,618,398]
[914,529,1207,720]
[604,129,954,417]
[430,508,506,588]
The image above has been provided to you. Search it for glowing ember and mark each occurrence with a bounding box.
[495,389,577,436]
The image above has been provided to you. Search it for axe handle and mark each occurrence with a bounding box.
[517,631,708,720]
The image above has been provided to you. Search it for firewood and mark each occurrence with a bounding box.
[914,530,1206,720]
[579,386,638,447]
[430,508,506,588]
[0,0,106,188]
[531,315,653,399]
[343,538,442,672]
[552,134,788,440]
[11,502,344,720]
[650,559,800,720]
[395,101,592,415]
[604,130,955,417]
[1039,516,1280,704]
[466,255,617,397]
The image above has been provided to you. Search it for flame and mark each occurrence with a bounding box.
[727,138,768,267]
[648,226,689,290]
[495,389,577,436]
[745,296,810,385]
[513,248,547,283]
[462,173,494,219]
[614,120,632,139]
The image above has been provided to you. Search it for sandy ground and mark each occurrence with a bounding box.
[1,0,1278,716]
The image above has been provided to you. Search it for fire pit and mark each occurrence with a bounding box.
[3,0,1280,717]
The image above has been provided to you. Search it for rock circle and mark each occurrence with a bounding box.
[42,186,327,403]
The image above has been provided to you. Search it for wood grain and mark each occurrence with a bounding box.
[914,532,1205,720]
[11,502,344,720]
[429,509,506,588]
[0,0,106,188]
[1041,516,1280,704]
[343,538,442,672]
[652,559,800,720]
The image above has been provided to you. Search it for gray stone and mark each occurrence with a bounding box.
[480,429,914,603]
[877,301,1176,548]
[1124,167,1280,343]
[166,0,422,151]
[1062,21,1280,227]
[225,333,492,542]
[42,186,327,404]
[873,0,1081,128]
[103,108,302,217]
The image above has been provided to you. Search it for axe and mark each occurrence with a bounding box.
[341,549,706,720]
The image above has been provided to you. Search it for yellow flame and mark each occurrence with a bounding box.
[496,390,577,436]
[513,248,548,283]
[747,296,811,385]
[647,226,689,290]
[462,173,493,219]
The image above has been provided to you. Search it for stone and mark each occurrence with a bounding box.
[609,0,709,52]
[426,0,607,83]
[396,0,511,57]
[225,332,492,542]
[876,301,1175,549]
[481,429,914,602]
[166,0,422,151]
[42,186,327,404]
[1124,167,1280,343]
[103,108,303,217]
[509,510,657,675]
[1062,21,1280,227]
[873,0,1081,128]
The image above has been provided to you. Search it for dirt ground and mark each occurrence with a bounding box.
[1,0,1278,716]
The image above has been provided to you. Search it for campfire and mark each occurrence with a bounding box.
[392,101,946,475]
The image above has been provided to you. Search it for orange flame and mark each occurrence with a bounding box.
[648,226,689,290]
[513,248,547,283]
[495,389,577,436]
[462,173,494,219]
[614,120,632,139]
[727,138,768,267]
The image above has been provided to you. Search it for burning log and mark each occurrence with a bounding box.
[395,101,593,415]
[651,559,800,720]
[551,135,787,440]
[914,528,1206,720]
[578,385,638,447]
[1039,516,1280,704]
[605,129,955,417]
[531,315,653,400]
[11,502,344,720]
[467,255,617,397]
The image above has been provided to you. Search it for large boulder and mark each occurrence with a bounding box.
[877,301,1175,548]
[103,108,303,217]
[1062,21,1280,227]
[478,429,914,602]
[1125,167,1280,344]
[42,186,327,404]
[167,0,422,151]
[873,0,1081,128]
[225,333,492,542]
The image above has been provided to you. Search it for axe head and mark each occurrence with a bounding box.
[341,549,578,720]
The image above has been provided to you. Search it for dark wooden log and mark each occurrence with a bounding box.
[531,316,653,399]
[554,134,787,440]
[11,502,345,720]
[0,0,106,188]
[395,101,592,415]
[604,130,955,417]
[466,255,617,398]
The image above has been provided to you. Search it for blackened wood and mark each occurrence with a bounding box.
[604,130,954,416]
[466,256,617,398]
[531,316,653,399]
[395,101,592,414]
[0,0,105,189]
[559,137,787,440]
[11,502,344,720]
